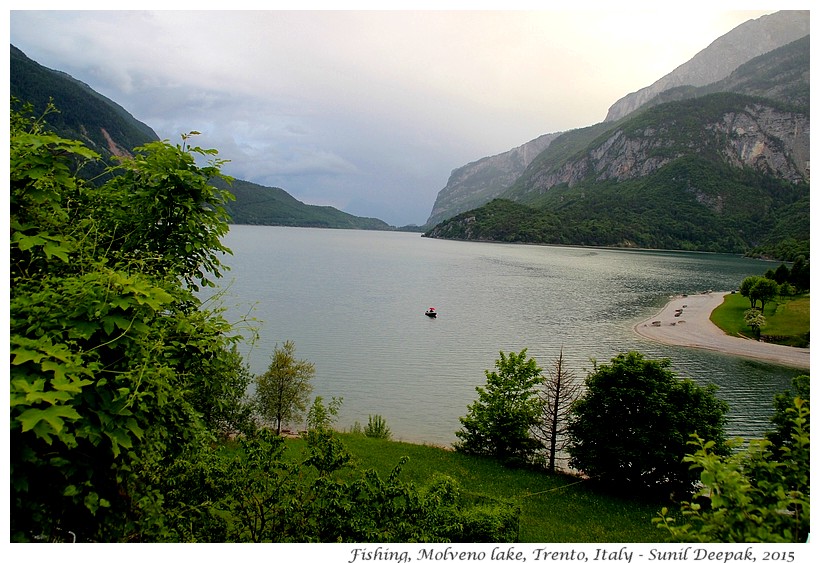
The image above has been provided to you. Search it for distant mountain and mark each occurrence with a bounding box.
[504,37,810,205]
[215,177,392,230]
[10,44,394,230]
[604,10,809,122]
[425,133,561,227]
[424,11,809,237]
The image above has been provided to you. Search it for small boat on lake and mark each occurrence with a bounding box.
[425,307,437,318]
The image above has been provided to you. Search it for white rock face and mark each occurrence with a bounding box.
[604,11,809,123]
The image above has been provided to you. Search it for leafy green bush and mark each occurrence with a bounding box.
[455,349,544,466]
[655,395,809,542]
[567,351,729,496]
[10,100,248,541]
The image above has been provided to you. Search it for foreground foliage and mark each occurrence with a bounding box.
[333,433,669,543]
[10,100,253,541]
[656,377,810,542]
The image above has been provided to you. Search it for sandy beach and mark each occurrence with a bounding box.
[633,292,810,370]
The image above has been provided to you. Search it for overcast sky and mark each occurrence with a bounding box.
[8,4,787,226]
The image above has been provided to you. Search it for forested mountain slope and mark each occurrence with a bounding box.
[216,178,392,230]
[10,44,159,179]
[425,93,809,258]
[425,132,561,227]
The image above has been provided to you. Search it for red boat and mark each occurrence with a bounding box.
[425,307,437,318]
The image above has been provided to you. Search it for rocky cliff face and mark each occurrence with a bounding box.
[425,132,560,226]
[520,100,809,199]
[604,10,809,122]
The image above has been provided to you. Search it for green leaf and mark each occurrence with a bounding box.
[11,348,46,366]
[17,404,82,433]
[43,241,70,262]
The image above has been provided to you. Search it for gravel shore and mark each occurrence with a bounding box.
[633,292,810,370]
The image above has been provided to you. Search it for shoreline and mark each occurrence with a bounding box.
[633,292,810,370]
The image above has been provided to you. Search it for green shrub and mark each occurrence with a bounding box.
[364,414,392,440]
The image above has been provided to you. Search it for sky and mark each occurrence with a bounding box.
[6,3,797,226]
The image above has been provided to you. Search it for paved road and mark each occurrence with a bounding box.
[633,292,810,370]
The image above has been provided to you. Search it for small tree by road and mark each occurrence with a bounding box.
[740,276,780,313]
[739,276,763,309]
[454,349,544,466]
[744,308,766,340]
[750,277,779,314]
[254,341,315,434]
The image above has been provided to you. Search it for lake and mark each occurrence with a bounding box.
[207,225,804,446]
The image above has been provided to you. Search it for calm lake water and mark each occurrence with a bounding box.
[207,225,805,446]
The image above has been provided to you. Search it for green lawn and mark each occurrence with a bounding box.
[285,433,670,543]
[711,293,809,347]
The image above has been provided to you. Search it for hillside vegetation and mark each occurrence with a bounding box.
[216,177,393,230]
[284,433,670,543]
[10,45,159,180]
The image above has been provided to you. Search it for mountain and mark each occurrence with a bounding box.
[215,177,392,230]
[642,35,810,114]
[10,44,394,230]
[10,44,160,178]
[423,11,809,242]
[425,35,810,259]
[604,10,809,122]
[424,132,561,227]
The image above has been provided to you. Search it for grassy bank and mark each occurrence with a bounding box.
[285,432,670,542]
[711,293,810,347]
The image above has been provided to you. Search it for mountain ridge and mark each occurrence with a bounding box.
[424,10,810,233]
[604,10,809,122]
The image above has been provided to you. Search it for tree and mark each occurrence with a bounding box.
[769,263,790,284]
[364,414,393,440]
[749,277,779,314]
[254,340,315,434]
[454,349,544,465]
[788,255,809,292]
[567,351,729,495]
[739,275,763,308]
[655,393,809,542]
[532,349,583,472]
[10,100,251,541]
[766,375,809,460]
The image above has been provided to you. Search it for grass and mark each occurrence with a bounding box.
[711,293,810,346]
[285,432,670,543]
